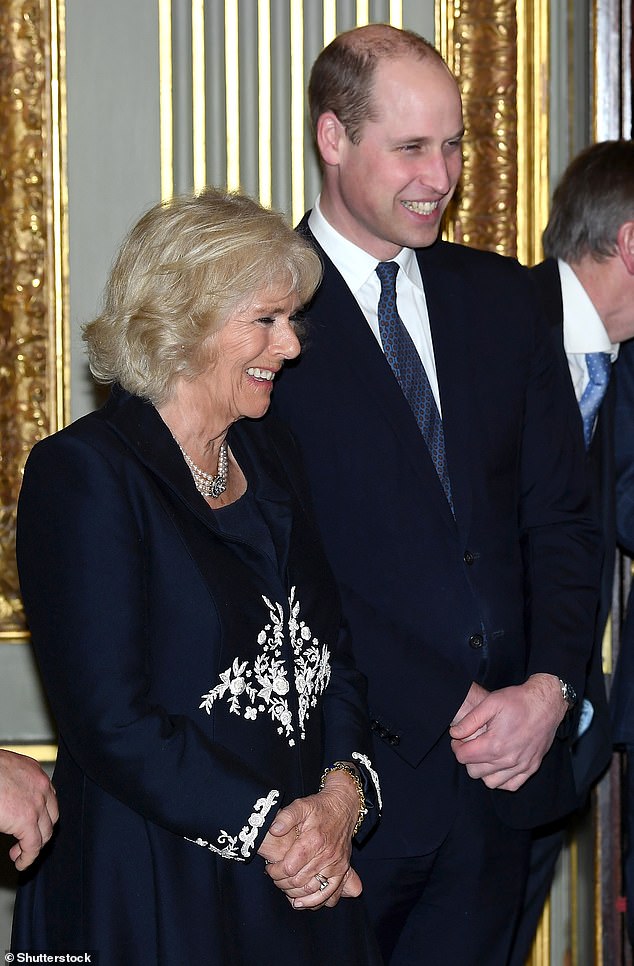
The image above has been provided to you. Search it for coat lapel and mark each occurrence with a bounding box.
[100,387,296,580]
[303,226,457,531]
[101,387,217,530]
[417,243,479,534]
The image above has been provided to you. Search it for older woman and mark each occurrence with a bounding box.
[12,189,381,965]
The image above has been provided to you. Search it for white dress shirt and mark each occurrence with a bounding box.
[308,197,443,412]
[559,258,619,403]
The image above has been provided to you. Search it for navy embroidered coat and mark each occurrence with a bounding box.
[12,387,381,966]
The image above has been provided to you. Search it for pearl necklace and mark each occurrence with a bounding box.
[175,438,228,499]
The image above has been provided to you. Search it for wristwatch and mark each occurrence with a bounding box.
[558,677,578,709]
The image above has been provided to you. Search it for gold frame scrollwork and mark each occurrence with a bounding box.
[436,0,549,265]
[0,0,69,640]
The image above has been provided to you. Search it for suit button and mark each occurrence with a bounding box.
[388,734,400,747]
[469,633,484,649]
[370,719,379,733]
[378,726,389,740]
[464,550,474,565]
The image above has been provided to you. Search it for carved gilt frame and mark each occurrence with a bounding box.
[437,0,549,265]
[0,0,69,640]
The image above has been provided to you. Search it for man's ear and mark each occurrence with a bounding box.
[616,221,634,274]
[315,112,347,166]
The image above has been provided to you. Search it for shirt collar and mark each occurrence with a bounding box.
[559,259,619,360]
[308,196,423,294]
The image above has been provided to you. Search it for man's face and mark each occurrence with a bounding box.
[321,55,464,260]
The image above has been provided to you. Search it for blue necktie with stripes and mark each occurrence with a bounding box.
[376,261,453,509]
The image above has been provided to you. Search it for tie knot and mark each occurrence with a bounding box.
[376,261,400,290]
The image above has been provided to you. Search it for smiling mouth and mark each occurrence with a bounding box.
[401,200,440,215]
[246,367,275,381]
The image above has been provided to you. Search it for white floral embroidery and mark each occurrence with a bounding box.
[199,587,331,746]
[352,752,383,812]
[287,586,331,739]
[187,788,279,861]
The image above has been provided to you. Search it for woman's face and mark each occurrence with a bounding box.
[199,285,303,425]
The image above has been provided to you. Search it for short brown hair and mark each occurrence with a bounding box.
[308,24,441,145]
[83,188,322,405]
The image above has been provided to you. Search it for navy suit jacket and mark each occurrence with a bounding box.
[528,258,613,798]
[272,221,600,858]
[610,337,634,744]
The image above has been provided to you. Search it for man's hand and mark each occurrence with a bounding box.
[449,673,568,791]
[0,749,58,870]
[452,681,490,737]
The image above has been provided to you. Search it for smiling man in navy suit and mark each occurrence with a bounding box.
[273,23,600,966]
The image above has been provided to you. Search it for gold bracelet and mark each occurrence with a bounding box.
[319,761,368,837]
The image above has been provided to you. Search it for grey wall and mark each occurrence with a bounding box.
[66,0,161,420]
[548,0,592,198]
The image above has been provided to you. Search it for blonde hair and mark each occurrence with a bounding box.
[83,187,322,405]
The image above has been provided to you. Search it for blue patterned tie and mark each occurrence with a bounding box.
[376,261,453,508]
[579,352,611,448]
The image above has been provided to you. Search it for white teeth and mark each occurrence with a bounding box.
[402,200,439,215]
[246,367,274,381]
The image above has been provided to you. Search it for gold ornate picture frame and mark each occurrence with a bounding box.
[0,0,69,640]
[437,0,549,265]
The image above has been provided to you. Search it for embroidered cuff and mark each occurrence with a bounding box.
[187,788,279,861]
[352,752,382,813]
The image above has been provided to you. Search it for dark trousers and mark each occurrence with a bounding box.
[355,772,532,966]
[507,822,566,966]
